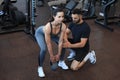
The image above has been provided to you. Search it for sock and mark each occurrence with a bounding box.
[68,49,76,56]
[83,52,90,62]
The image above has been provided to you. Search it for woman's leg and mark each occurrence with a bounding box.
[35,27,47,77]
[52,37,65,61]
[35,27,47,67]
[52,37,68,70]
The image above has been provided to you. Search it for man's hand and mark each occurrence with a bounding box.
[62,41,71,48]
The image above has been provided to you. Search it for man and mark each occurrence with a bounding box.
[63,8,96,70]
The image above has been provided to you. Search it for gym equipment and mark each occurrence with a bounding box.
[50,0,97,22]
[36,0,44,7]
[50,61,58,71]
[0,0,36,37]
[25,0,36,37]
[64,0,78,22]
[0,0,26,34]
[64,0,97,21]
[48,0,67,7]
[95,0,119,31]
[49,0,78,22]
[75,0,97,19]
[0,0,4,5]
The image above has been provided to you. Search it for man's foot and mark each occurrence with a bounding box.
[89,50,96,64]
[38,67,45,78]
[58,61,69,70]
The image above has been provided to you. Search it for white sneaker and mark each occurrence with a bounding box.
[38,67,45,78]
[89,50,96,64]
[58,61,69,70]
[67,50,75,61]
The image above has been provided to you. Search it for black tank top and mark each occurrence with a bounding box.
[50,22,62,37]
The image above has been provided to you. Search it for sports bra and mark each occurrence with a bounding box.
[50,22,62,37]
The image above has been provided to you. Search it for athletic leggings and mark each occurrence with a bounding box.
[35,26,65,66]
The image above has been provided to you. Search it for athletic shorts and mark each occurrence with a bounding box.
[68,38,89,62]
[74,50,88,62]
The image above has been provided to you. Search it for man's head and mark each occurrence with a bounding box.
[71,8,83,24]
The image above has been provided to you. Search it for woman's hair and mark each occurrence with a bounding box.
[49,7,64,22]
[71,8,83,15]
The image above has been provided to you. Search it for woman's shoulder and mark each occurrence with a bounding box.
[45,22,51,26]
[44,22,51,33]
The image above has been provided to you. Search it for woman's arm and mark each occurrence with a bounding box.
[44,23,55,62]
[63,27,71,42]
[57,23,67,55]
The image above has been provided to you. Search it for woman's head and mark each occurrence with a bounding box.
[49,8,65,23]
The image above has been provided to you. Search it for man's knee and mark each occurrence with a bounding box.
[70,65,78,71]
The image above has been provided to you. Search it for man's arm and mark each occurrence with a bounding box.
[63,38,88,48]
[69,38,88,48]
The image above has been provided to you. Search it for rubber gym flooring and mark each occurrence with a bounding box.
[0,0,120,80]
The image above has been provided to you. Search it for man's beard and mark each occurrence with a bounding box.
[73,19,80,24]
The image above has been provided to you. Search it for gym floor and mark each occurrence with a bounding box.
[0,0,120,80]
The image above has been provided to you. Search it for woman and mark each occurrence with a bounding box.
[35,8,68,78]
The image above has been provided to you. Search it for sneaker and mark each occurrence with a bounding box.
[67,51,75,61]
[58,61,69,70]
[38,67,45,78]
[89,50,96,64]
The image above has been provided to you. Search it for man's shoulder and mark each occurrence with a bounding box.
[83,21,90,27]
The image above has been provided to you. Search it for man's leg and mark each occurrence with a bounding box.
[67,39,76,61]
[70,51,91,70]
[67,49,76,61]
[70,51,96,70]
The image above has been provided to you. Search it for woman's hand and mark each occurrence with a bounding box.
[50,55,56,63]
[55,54,60,61]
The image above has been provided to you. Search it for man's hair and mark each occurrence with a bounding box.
[71,8,83,15]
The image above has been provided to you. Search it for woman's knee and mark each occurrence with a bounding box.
[40,48,47,54]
